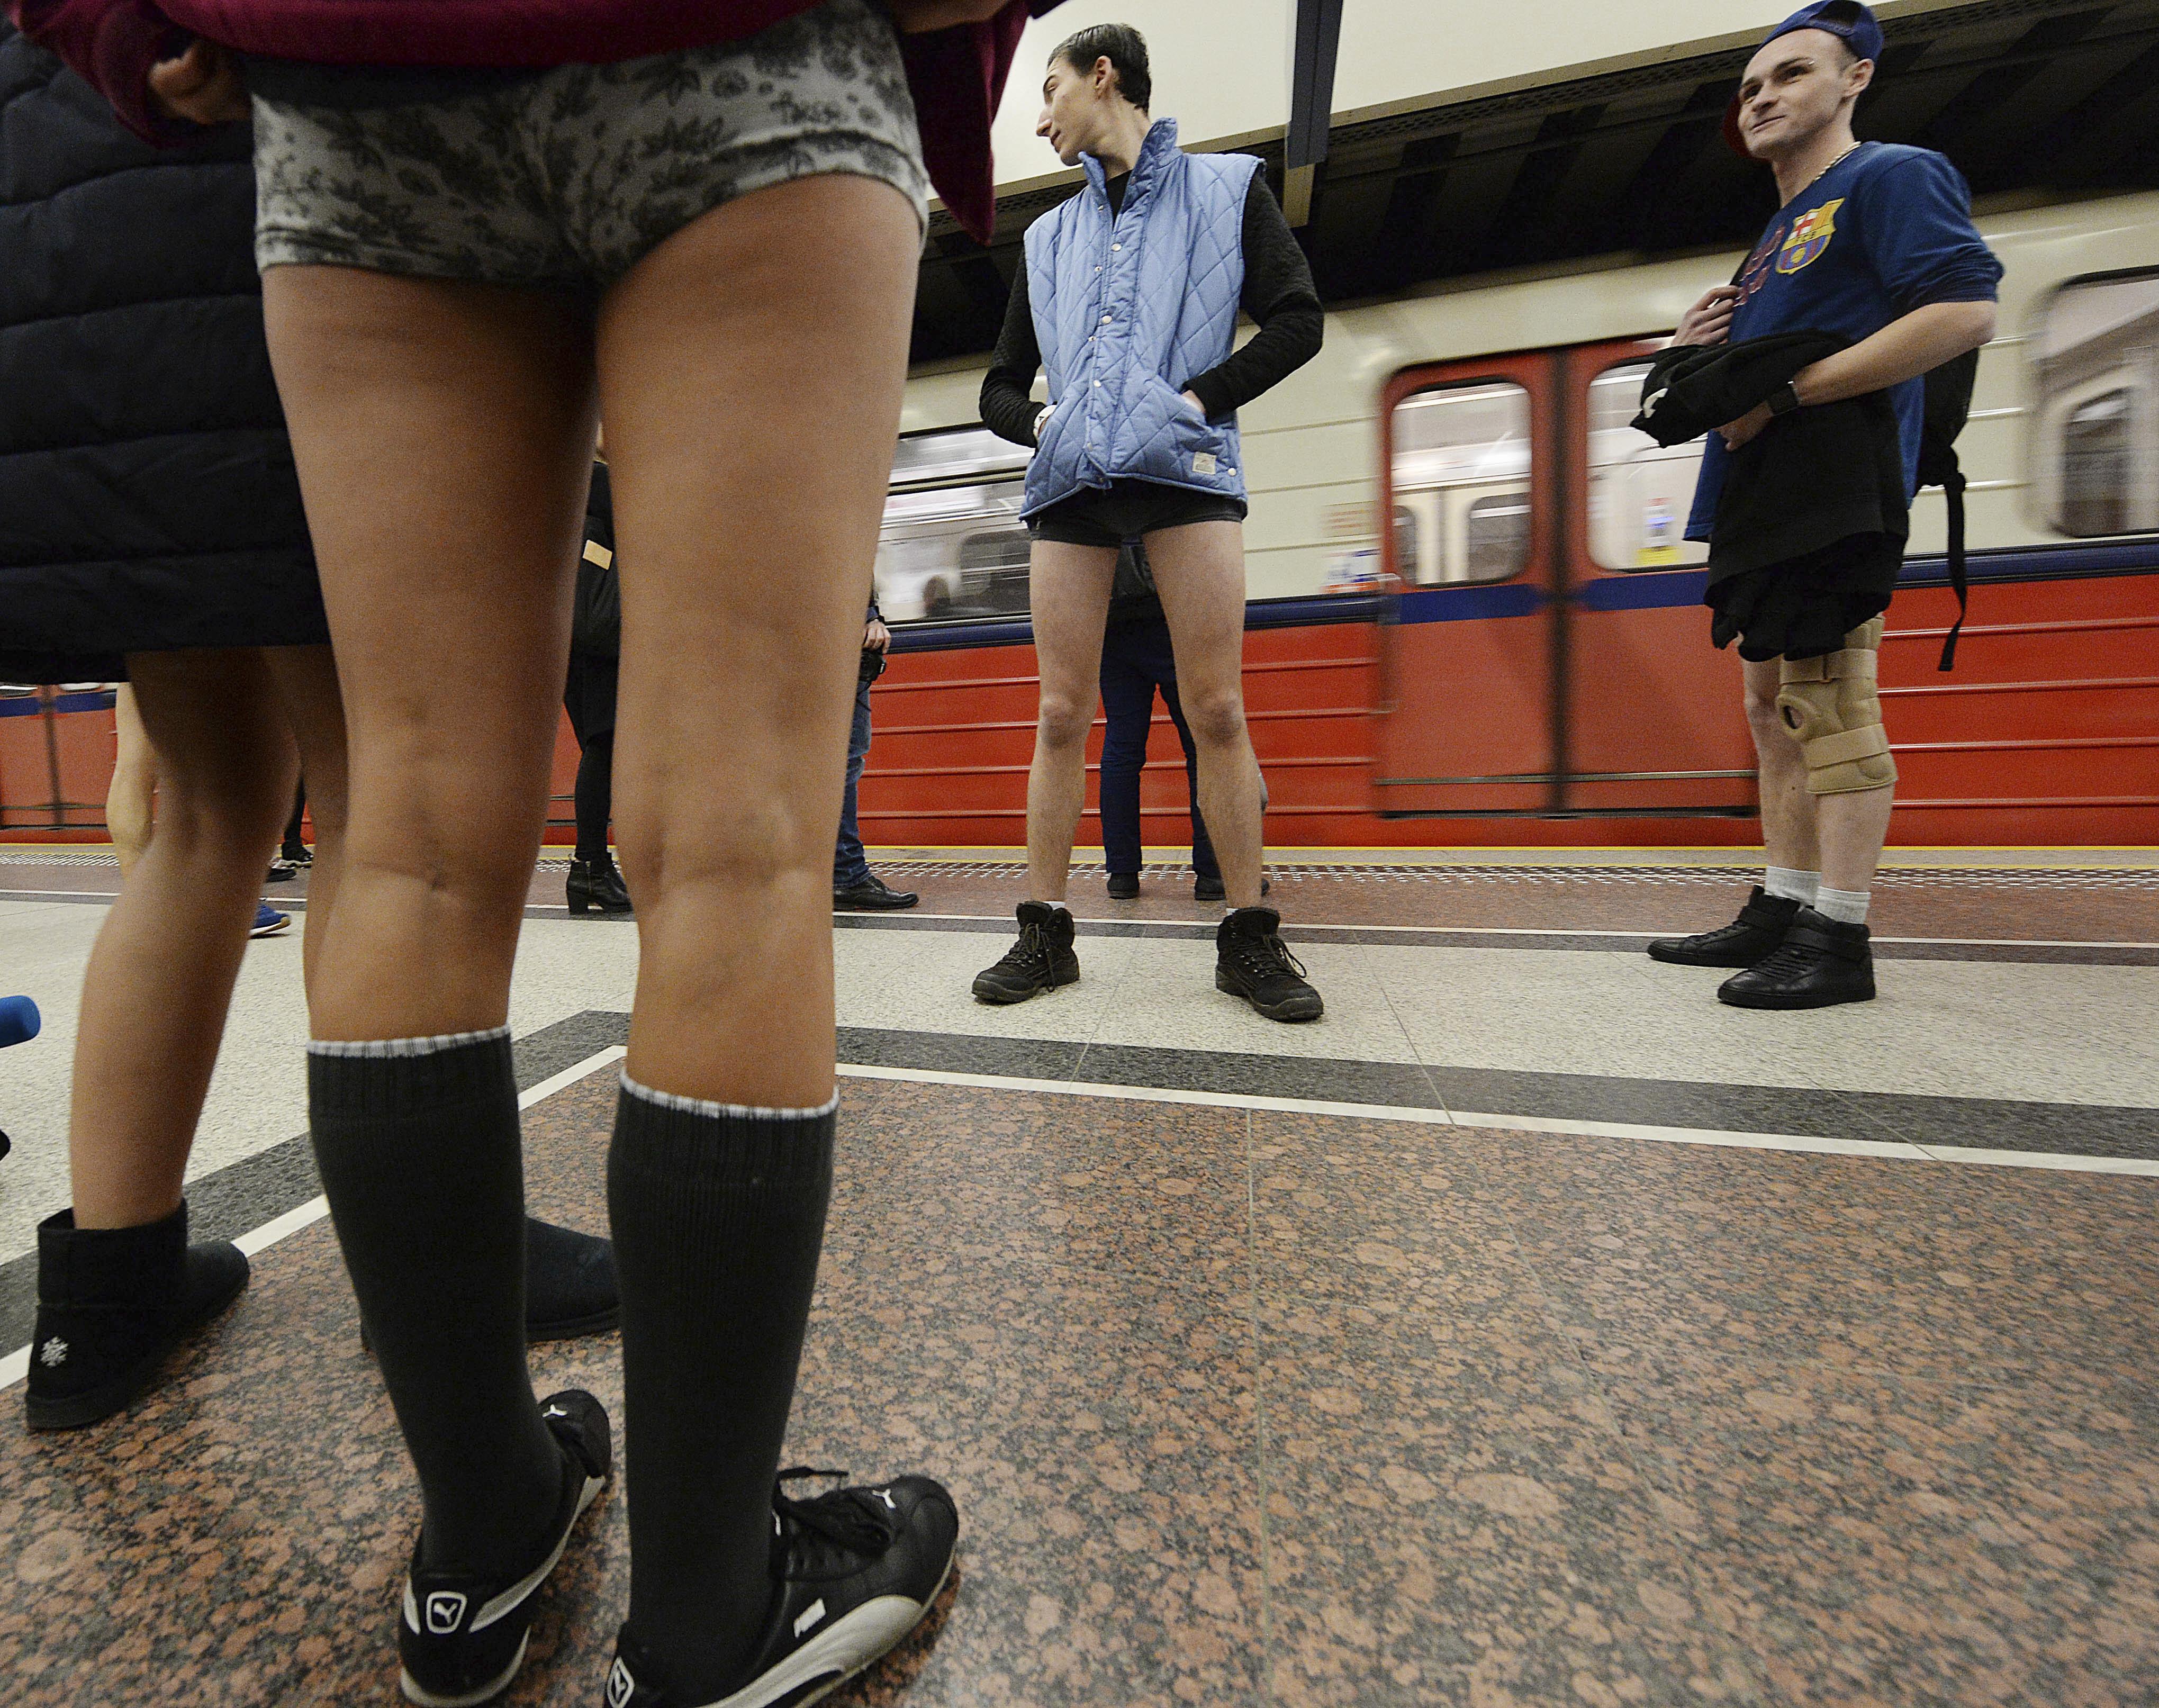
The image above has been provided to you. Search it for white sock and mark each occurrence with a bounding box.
[1764,866,1819,906]
[1814,885,1869,924]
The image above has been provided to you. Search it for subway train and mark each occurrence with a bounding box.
[864,186,2159,850]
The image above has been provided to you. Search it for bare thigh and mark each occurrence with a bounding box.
[1027,540,1119,734]
[1143,520,1249,727]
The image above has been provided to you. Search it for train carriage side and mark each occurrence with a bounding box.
[860,190,2159,852]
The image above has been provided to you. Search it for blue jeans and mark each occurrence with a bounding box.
[1098,615,1219,880]
[833,674,874,889]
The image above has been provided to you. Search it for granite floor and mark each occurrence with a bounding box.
[0,847,2155,1704]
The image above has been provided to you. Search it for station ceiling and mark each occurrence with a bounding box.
[910,0,2159,364]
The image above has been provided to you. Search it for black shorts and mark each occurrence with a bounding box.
[1027,480,1247,548]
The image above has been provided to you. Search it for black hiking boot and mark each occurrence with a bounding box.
[1646,886,1800,968]
[1215,907,1323,1022]
[1717,907,1876,1009]
[971,901,1078,1004]
[26,1201,249,1430]
[566,858,633,915]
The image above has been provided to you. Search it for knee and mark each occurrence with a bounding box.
[1744,683,1795,752]
[618,797,821,908]
[1181,688,1245,751]
[1036,692,1096,752]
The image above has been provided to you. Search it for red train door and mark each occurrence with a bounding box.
[1558,340,1756,820]
[1371,351,1566,818]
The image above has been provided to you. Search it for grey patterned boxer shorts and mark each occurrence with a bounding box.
[251,0,928,286]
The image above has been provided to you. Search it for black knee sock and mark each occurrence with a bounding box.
[609,1073,835,1692]
[308,1030,562,1577]
[574,735,615,866]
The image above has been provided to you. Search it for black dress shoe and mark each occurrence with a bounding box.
[1193,874,1268,902]
[1106,872,1140,899]
[1717,907,1876,1009]
[1647,885,1800,967]
[834,874,919,910]
[566,858,633,915]
[523,1217,619,1341]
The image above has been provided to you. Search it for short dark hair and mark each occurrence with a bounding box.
[1053,23,1151,112]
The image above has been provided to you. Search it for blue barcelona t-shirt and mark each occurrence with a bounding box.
[1685,142,2003,542]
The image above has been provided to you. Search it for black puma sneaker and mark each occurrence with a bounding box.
[1216,906,1323,1022]
[602,1469,959,1708]
[398,1390,612,1707]
[1646,885,1800,968]
[970,901,1079,1004]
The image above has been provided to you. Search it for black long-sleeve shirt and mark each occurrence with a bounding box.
[979,168,1324,448]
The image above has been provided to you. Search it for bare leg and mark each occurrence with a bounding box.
[105,684,157,882]
[1145,520,1266,908]
[261,270,595,1040]
[1744,656,1819,875]
[70,650,298,1228]
[1021,541,1118,907]
[602,179,917,1101]
[262,645,349,1002]
[1818,784,1895,893]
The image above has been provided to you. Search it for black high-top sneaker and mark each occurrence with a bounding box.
[1717,907,1876,1009]
[1216,907,1323,1022]
[1646,886,1801,968]
[602,1469,959,1708]
[25,1202,249,1431]
[971,901,1079,1003]
[567,858,634,915]
[398,1389,611,1708]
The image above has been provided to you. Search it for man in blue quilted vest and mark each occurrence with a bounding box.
[974,22,1326,1022]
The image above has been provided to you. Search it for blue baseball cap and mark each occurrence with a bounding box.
[1723,2,1883,155]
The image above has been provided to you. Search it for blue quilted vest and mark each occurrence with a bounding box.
[1021,119,1260,519]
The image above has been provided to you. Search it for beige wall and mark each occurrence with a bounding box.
[989,0,1965,195]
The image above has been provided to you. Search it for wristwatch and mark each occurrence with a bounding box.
[1767,380,1802,417]
[1033,405,1055,444]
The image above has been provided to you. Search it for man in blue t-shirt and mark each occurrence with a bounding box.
[1645,1,2000,1010]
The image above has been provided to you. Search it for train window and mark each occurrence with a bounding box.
[1389,382,1531,584]
[875,426,1032,623]
[2037,273,2159,538]
[1586,362,1710,572]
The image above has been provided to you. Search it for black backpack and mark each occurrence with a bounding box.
[1918,348,1978,670]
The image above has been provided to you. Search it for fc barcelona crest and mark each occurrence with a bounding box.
[1776,198,1843,273]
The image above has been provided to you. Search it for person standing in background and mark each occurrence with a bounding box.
[1097,540,1223,901]
[566,449,632,914]
[973,23,1326,1021]
[833,597,920,910]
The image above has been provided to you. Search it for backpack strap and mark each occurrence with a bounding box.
[1937,454,1967,672]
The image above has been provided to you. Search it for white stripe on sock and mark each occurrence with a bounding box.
[620,1070,838,1122]
[306,1025,511,1059]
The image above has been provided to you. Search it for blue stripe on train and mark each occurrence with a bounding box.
[889,539,2158,650]
[0,690,116,717]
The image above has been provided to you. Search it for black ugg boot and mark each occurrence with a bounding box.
[523,1217,619,1341]
[26,1202,249,1430]
[360,1216,618,1350]
[566,857,633,915]
[1717,907,1876,1009]
[1647,885,1801,968]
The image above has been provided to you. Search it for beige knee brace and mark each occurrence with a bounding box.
[1776,616,1898,796]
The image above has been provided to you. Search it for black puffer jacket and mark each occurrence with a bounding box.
[0,25,325,683]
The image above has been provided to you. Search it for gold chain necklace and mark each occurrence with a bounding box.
[1790,141,1861,203]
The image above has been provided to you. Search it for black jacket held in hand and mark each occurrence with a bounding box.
[0,27,326,683]
[1634,333,1907,662]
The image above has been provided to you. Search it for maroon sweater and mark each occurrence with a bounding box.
[10,0,1060,241]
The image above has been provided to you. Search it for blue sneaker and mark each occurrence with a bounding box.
[249,902,291,938]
